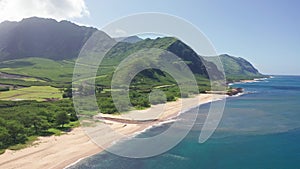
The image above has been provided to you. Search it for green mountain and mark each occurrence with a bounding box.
[103,37,218,76]
[0,17,265,86]
[204,54,266,81]
[0,17,97,61]
[0,17,218,86]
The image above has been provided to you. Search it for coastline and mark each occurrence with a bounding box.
[0,127,102,169]
[0,77,271,169]
[228,77,270,86]
[0,93,226,169]
[66,93,227,168]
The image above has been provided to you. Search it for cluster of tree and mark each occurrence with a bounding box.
[0,86,9,92]
[62,86,72,98]
[0,100,76,150]
[73,69,210,115]
[95,85,181,114]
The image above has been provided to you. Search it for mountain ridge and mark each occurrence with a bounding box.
[0,17,265,81]
[0,17,98,61]
[203,54,266,81]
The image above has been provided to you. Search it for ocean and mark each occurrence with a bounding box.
[69,76,300,169]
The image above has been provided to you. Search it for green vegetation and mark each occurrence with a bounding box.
[0,99,77,152]
[204,54,268,82]
[21,77,46,82]
[79,37,213,114]
[0,86,9,92]
[0,18,267,152]
[55,112,70,127]
[0,86,62,101]
[0,17,96,62]
[8,136,38,151]
[0,58,74,84]
[0,78,50,87]
[0,37,265,116]
[47,128,63,136]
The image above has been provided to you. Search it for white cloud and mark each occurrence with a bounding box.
[0,0,89,22]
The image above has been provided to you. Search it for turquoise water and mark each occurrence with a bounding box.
[70,76,300,169]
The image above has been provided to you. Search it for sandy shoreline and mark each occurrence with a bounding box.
[0,94,226,169]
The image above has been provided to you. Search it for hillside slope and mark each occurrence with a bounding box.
[103,37,221,78]
[0,17,265,85]
[0,17,97,61]
[204,54,266,81]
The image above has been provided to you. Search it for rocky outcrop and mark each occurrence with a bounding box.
[227,87,244,96]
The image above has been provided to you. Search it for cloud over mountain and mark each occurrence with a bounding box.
[0,0,89,22]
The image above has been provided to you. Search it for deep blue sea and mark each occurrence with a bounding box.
[69,76,300,169]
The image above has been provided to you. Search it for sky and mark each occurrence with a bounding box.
[0,0,299,75]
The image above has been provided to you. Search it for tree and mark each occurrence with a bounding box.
[0,127,9,149]
[96,86,103,93]
[31,116,49,134]
[6,120,27,144]
[62,87,72,98]
[55,112,69,128]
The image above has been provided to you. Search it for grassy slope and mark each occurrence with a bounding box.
[0,37,210,87]
[0,57,74,83]
[204,54,266,81]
